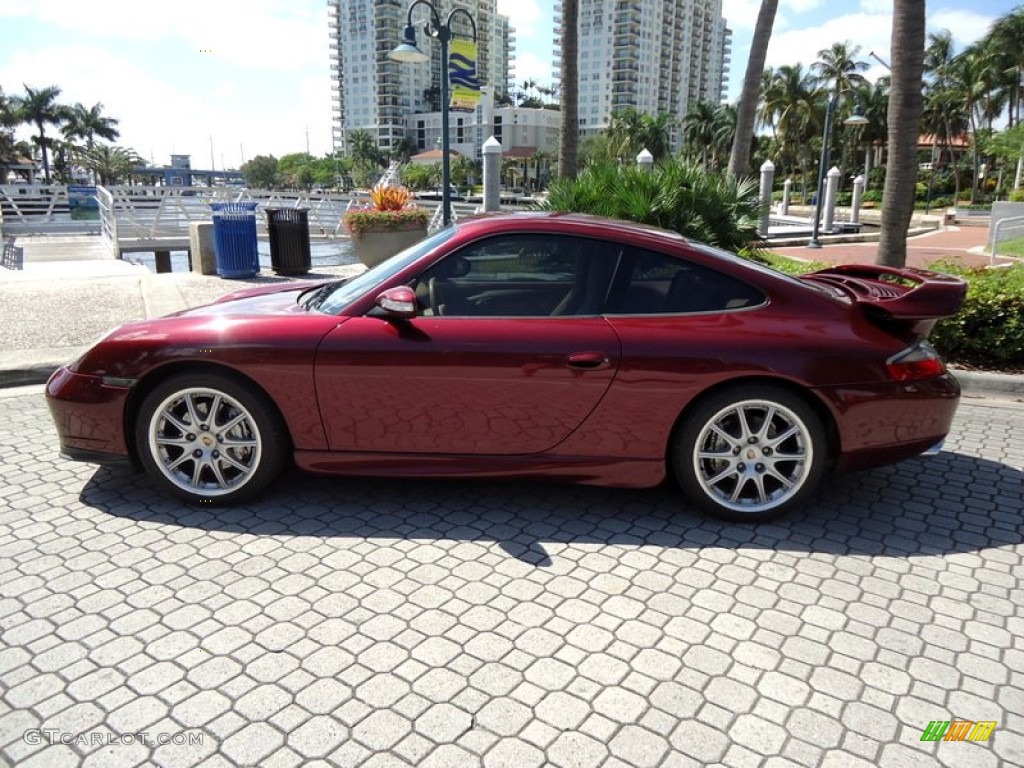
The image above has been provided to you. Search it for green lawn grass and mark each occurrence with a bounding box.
[994,235,1024,258]
[756,251,826,275]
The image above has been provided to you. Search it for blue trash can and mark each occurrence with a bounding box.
[211,202,259,278]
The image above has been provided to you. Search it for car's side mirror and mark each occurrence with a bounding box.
[374,286,418,319]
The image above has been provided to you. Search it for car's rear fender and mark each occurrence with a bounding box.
[665,375,842,472]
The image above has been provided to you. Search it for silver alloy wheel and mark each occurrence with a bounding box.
[146,387,262,497]
[692,398,813,514]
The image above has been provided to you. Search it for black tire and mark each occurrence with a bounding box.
[134,371,288,505]
[672,384,827,522]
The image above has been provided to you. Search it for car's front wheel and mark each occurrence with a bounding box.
[135,372,287,504]
[673,385,827,522]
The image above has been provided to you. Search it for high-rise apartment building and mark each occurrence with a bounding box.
[328,0,507,155]
[553,0,731,141]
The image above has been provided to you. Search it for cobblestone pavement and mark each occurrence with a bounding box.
[1,386,1022,768]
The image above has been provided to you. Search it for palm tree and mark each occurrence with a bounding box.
[640,113,675,161]
[682,101,723,169]
[711,104,738,169]
[766,65,818,189]
[15,84,69,183]
[62,102,120,149]
[558,0,579,180]
[0,86,19,163]
[728,0,778,177]
[607,108,647,159]
[877,0,926,268]
[347,129,383,168]
[813,42,869,94]
[74,144,143,186]
[988,8,1024,127]
[853,80,889,183]
[757,67,781,142]
[389,136,417,165]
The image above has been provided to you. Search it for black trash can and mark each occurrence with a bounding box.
[265,208,312,275]
[211,202,259,279]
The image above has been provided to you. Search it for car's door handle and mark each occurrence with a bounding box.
[566,351,610,370]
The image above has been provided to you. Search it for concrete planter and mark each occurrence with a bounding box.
[351,222,429,268]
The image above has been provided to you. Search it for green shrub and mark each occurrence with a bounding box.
[540,159,763,253]
[861,189,882,203]
[1010,188,1024,203]
[929,262,1024,368]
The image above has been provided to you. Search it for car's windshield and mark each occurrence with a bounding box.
[316,228,456,314]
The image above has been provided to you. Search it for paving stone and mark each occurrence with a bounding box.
[1,393,1023,767]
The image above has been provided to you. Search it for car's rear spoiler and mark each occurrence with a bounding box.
[801,265,967,325]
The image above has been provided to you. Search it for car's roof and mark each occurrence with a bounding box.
[453,211,690,245]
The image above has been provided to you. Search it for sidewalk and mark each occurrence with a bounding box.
[771,222,1011,269]
[0,231,1020,398]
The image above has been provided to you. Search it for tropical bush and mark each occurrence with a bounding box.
[540,159,763,253]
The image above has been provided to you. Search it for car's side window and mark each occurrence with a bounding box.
[415,235,618,317]
[606,247,766,315]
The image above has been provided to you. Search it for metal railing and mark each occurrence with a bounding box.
[96,185,363,256]
[989,214,1024,266]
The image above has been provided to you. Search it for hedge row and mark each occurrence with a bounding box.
[763,254,1024,370]
[928,262,1024,369]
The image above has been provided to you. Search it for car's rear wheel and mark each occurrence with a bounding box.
[673,385,827,522]
[135,372,287,505]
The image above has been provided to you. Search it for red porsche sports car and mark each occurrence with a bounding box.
[46,213,967,521]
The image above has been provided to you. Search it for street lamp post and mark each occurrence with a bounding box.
[807,91,868,249]
[389,0,477,227]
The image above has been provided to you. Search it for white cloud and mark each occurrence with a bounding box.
[1,41,332,166]
[764,12,893,78]
[511,51,551,86]
[721,0,763,32]
[929,9,998,47]
[0,1,326,72]
[497,0,545,40]
[858,0,890,13]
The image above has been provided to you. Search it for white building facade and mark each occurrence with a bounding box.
[553,0,731,142]
[328,0,510,155]
[409,103,561,160]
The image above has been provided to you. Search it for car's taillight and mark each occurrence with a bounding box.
[886,339,946,381]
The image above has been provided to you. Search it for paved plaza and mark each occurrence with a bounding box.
[0,384,1022,768]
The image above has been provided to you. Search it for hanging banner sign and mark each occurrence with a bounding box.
[448,39,481,112]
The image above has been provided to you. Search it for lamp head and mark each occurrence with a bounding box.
[389,25,429,63]
[844,104,869,126]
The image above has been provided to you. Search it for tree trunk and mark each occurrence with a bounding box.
[558,0,580,180]
[728,1,778,178]
[876,0,925,268]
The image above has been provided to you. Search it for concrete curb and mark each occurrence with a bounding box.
[951,368,1024,399]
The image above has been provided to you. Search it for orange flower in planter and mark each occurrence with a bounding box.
[343,183,429,238]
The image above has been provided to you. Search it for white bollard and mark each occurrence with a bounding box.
[823,166,841,234]
[482,136,502,213]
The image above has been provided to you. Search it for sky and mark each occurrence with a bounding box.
[0,0,1016,170]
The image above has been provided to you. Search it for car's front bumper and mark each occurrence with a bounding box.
[46,366,133,461]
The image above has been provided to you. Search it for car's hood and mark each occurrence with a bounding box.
[70,283,346,378]
[174,282,320,318]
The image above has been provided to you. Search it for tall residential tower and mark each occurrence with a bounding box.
[553,0,731,140]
